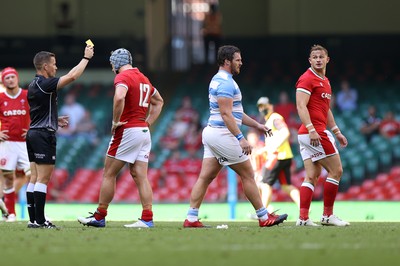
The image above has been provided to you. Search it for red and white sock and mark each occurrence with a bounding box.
[3,188,16,215]
[299,182,314,220]
[323,177,339,216]
[94,207,107,220]
[141,209,153,222]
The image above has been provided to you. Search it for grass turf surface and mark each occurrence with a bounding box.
[2,202,400,266]
[1,221,399,266]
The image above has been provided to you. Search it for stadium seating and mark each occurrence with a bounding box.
[337,166,400,201]
[61,169,98,202]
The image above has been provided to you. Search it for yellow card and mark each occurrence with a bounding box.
[85,39,94,47]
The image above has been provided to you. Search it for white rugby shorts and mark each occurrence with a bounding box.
[0,141,30,172]
[298,130,338,162]
[107,127,151,164]
[202,126,248,166]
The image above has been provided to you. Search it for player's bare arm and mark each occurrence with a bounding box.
[146,90,164,126]
[296,90,312,128]
[296,89,321,147]
[327,109,348,148]
[253,123,282,156]
[242,113,272,137]
[326,109,337,130]
[57,45,94,89]
[111,85,128,134]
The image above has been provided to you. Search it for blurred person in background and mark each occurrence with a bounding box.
[159,96,200,152]
[336,80,358,113]
[255,97,300,212]
[360,105,381,143]
[74,109,99,145]
[379,111,400,139]
[78,48,163,228]
[183,45,287,228]
[58,92,86,138]
[183,122,203,153]
[175,96,199,124]
[274,91,300,144]
[159,125,181,151]
[295,45,349,227]
[202,3,223,64]
[246,127,264,176]
[0,67,31,222]
[26,44,94,229]
[246,127,265,218]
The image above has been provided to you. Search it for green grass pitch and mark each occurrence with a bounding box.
[1,201,400,266]
[1,221,399,266]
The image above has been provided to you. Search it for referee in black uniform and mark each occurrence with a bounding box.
[26,45,94,228]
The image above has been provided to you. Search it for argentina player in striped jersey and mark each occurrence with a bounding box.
[184,45,288,228]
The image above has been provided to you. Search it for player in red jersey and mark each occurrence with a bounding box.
[295,45,350,226]
[0,72,7,219]
[0,67,31,222]
[78,48,164,228]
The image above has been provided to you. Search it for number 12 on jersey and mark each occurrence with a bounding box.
[139,83,150,107]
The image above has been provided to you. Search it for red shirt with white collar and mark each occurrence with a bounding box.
[296,68,332,134]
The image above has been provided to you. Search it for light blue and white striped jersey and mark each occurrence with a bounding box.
[207,69,244,127]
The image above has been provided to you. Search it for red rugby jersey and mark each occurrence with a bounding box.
[113,68,156,128]
[0,89,30,142]
[296,68,332,134]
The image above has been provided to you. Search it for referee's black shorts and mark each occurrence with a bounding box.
[261,158,292,186]
[26,128,57,165]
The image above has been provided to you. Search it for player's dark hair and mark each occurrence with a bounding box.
[217,45,241,66]
[33,51,55,70]
[310,44,328,56]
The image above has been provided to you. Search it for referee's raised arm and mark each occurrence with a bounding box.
[57,45,94,89]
